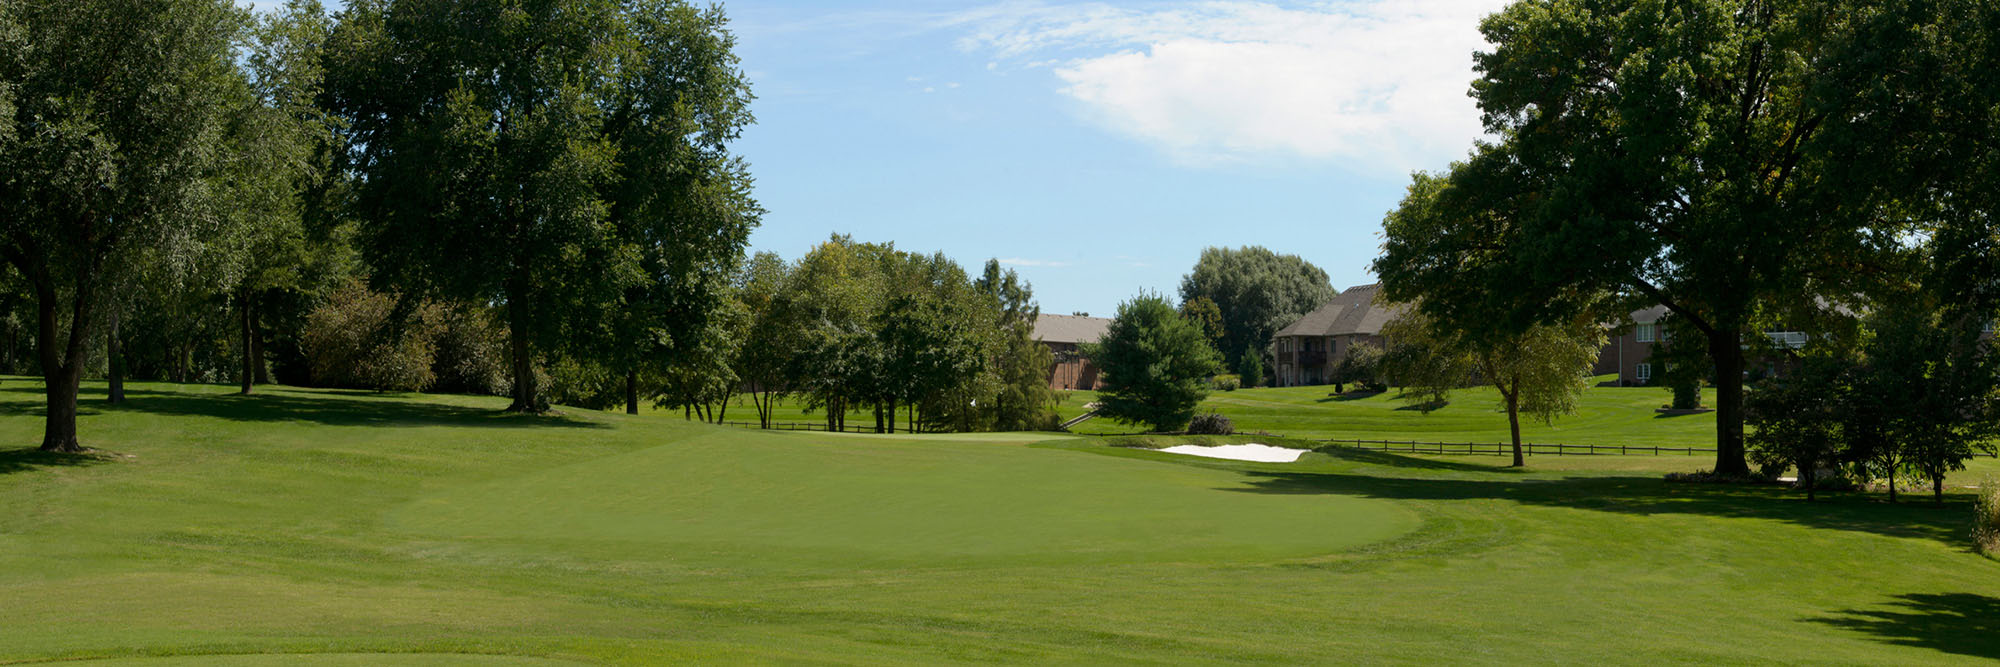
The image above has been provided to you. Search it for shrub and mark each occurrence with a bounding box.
[1670,379,1702,410]
[429,305,509,396]
[1212,374,1241,391]
[301,282,438,392]
[1237,348,1264,388]
[1664,469,1778,484]
[1977,477,2000,559]
[1186,412,1234,435]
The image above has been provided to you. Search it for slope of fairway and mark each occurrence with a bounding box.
[1060,379,1721,445]
[389,429,1417,566]
[3,379,1998,664]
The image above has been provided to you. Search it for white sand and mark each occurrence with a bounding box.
[1157,443,1310,463]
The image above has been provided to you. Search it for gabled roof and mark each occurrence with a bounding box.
[1274,283,1404,338]
[1033,314,1112,345]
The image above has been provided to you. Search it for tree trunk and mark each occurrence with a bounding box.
[716,397,727,424]
[1886,454,1898,502]
[1708,332,1750,476]
[1505,386,1523,468]
[874,403,884,433]
[240,287,254,395]
[36,272,91,453]
[625,370,639,415]
[250,298,268,385]
[106,309,125,404]
[887,397,897,434]
[1934,475,1944,504]
[505,282,538,413]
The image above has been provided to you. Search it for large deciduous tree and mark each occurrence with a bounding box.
[333,0,754,414]
[0,0,244,452]
[1378,0,1989,476]
[1179,246,1337,370]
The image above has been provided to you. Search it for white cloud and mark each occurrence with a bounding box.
[949,0,1509,170]
[998,257,1073,267]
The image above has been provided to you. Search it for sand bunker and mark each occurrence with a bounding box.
[1157,443,1310,463]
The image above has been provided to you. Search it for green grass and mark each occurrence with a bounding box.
[3,378,1998,663]
[1059,378,1723,446]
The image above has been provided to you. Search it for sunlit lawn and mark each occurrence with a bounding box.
[6,378,1996,663]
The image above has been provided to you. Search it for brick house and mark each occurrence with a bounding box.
[1034,313,1112,390]
[1270,284,1404,387]
[1599,305,1842,386]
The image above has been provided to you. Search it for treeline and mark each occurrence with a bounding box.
[0,0,766,452]
[716,237,1059,434]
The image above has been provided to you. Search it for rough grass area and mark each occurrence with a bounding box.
[3,378,1998,663]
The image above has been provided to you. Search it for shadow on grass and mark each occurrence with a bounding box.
[0,385,604,430]
[1810,593,2000,660]
[1316,390,1385,403]
[1321,447,1522,474]
[0,447,113,475]
[1222,450,1971,547]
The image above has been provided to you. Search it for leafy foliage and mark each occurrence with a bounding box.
[1746,357,1850,500]
[1377,312,1473,414]
[1977,478,2000,559]
[1087,293,1223,432]
[301,282,437,392]
[1374,0,2000,476]
[1236,347,1264,389]
[0,0,248,450]
[1332,343,1384,393]
[1179,247,1337,370]
[1186,413,1234,436]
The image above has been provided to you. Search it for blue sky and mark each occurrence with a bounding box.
[253,0,1510,316]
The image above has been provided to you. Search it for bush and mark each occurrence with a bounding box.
[1670,379,1702,410]
[429,305,509,396]
[1186,412,1234,435]
[301,282,438,392]
[1237,348,1264,388]
[1977,477,2000,559]
[1664,469,1778,485]
[1211,374,1241,391]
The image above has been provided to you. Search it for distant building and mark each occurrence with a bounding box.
[1034,313,1112,390]
[1598,306,1667,386]
[1271,284,1404,387]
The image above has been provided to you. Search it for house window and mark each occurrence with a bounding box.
[1635,323,1657,343]
[1636,363,1652,382]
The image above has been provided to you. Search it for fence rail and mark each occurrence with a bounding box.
[1326,439,1716,457]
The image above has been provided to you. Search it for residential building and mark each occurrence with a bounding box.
[1270,284,1405,387]
[1033,313,1112,391]
[1600,305,1669,386]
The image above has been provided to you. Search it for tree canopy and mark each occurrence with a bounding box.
[1087,293,1223,432]
[1179,246,1337,370]
[1375,0,1999,476]
[0,0,246,451]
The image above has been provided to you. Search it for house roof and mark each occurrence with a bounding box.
[1628,305,1670,324]
[1033,314,1113,345]
[1273,283,1405,338]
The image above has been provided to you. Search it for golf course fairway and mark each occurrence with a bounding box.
[2,380,1998,664]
